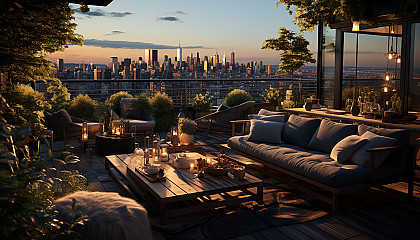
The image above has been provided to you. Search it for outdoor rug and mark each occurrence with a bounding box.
[148,182,328,240]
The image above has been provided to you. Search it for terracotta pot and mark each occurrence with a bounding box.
[179,133,194,145]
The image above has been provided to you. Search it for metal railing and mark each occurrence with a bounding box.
[36,78,317,106]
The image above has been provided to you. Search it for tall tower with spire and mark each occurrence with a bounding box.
[222,52,227,66]
[177,41,182,63]
[231,49,235,67]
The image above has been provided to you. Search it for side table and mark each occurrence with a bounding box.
[95,133,135,156]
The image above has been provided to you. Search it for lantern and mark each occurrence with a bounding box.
[82,122,88,142]
[171,126,180,145]
[160,143,168,162]
[352,20,360,32]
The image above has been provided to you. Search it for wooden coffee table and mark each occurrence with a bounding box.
[105,153,263,224]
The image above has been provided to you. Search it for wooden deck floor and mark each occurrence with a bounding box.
[45,132,420,240]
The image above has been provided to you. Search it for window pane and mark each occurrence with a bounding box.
[321,24,335,108]
[409,23,420,117]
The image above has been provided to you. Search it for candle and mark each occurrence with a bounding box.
[207,158,211,164]
[190,163,194,171]
[82,134,88,141]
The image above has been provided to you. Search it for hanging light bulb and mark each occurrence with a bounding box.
[384,72,391,81]
[384,86,388,92]
[396,55,401,63]
[385,46,395,60]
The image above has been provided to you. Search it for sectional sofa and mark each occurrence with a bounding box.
[221,114,416,212]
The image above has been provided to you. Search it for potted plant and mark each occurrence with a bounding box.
[178,118,197,145]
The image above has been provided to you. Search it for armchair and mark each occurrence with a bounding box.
[195,101,255,136]
[119,98,155,134]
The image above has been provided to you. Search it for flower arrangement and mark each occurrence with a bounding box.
[178,118,197,135]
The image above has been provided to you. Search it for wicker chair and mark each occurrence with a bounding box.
[44,109,100,143]
[195,101,255,136]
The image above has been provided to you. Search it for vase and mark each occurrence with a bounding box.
[179,133,194,145]
[351,105,360,116]
[304,102,312,111]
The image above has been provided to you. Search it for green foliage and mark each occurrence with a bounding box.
[68,94,97,121]
[47,79,71,112]
[224,89,252,107]
[150,92,174,132]
[276,0,419,32]
[0,0,83,84]
[134,93,152,114]
[178,118,197,135]
[1,84,50,137]
[192,94,213,112]
[105,91,133,115]
[282,99,296,108]
[0,122,87,239]
[261,87,283,104]
[262,27,315,76]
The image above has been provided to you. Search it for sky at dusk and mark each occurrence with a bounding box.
[48,0,319,66]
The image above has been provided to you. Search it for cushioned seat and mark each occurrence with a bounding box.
[228,136,404,187]
[126,119,156,132]
[74,122,101,135]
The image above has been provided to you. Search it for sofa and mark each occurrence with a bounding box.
[221,114,416,212]
[118,98,155,134]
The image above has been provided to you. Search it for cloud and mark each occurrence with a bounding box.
[175,11,187,14]
[83,39,205,49]
[105,30,125,36]
[156,16,182,22]
[73,8,132,18]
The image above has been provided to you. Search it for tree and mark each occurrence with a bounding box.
[262,27,315,98]
[47,79,71,112]
[276,0,420,32]
[0,0,83,84]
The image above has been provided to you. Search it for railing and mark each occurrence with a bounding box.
[36,78,317,106]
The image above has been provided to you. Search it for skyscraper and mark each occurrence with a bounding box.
[151,50,158,67]
[145,49,151,67]
[231,51,235,67]
[57,59,63,73]
[177,42,182,63]
[110,57,118,74]
[222,52,226,66]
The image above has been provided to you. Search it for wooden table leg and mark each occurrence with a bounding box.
[105,158,109,170]
[257,184,263,205]
[159,202,167,225]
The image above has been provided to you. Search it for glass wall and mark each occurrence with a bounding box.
[342,26,401,111]
[320,24,335,108]
[409,23,420,117]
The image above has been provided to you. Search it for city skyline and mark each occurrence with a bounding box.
[47,0,319,65]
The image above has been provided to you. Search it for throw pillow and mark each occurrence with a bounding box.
[330,135,368,163]
[282,114,321,148]
[120,98,142,119]
[258,108,281,116]
[249,114,285,123]
[350,131,397,168]
[217,104,230,112]
[247,119,284,144]
[358,125,410,146]
[307,119,358,153]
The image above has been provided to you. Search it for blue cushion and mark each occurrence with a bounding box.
[282,114,321,148]
[307,119,358,153]
[247,119,284,144]
[249,114,285,123]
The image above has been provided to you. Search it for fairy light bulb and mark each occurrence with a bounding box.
[352,21,360,31]
[384,87,388,92]
[385,74,390,81]
[396,56,401,63]
[388,53,393,60]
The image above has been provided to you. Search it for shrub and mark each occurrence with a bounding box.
[68,94,97,121]
[224,89,252,107]
[178,118,197,135]
[47,79,71,112]
[261,87,283,104]
[150,92,174,132]
[192,94,213,112]
[134,93,152,114]
[105,91,133,115]
[1,84,50,137]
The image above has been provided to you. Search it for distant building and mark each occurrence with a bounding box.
[145,49,151,68]
[109,57,118,74]
[177,42,182,63]
[231,51,235,68]
[57,59,64,73]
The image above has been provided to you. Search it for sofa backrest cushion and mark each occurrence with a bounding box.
[282,114,321,148]
[258,109,281,116]
[350,131,397,168]
[330,135,368,163]
[248,119,284,144]
[307,119,358,153]
[358,125,410,146]
[249,114,285,123]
